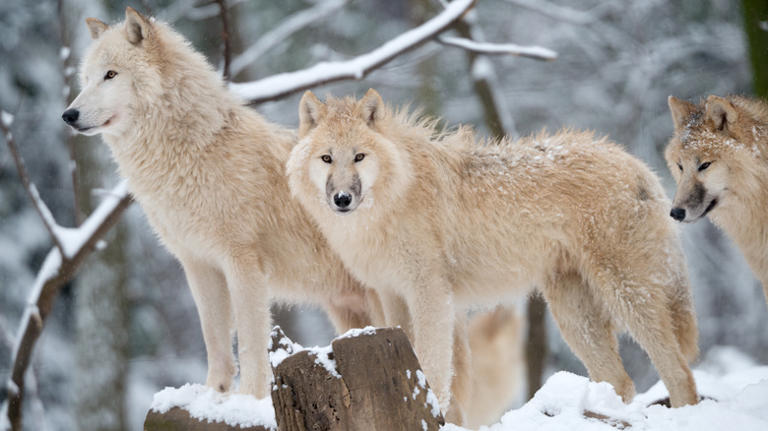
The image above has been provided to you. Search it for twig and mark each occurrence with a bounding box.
[57,0,83,226]
[2,181,132,431]
[230,0,477,104]
[229,0,350,77]
[0,117,67,256]
[214,0,231,81]
[438,36,557,60]
[504,0,617,26]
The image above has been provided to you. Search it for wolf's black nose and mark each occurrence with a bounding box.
[333,192,352,208]
[62,109,79,125]
[670,207,686,221]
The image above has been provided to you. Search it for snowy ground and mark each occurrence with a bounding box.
[148,346,768,430]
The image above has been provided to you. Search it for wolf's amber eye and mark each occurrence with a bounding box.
[104,70,117,80]
[698,161,711,172]
[677,163,683,172]
[354,153,365,162]
[321,155,332,164]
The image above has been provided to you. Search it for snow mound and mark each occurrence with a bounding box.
[443,364,768,431]
[150,383,276,429]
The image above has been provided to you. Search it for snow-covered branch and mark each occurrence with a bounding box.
[0,147,132,431]
[1,113,67,257]
[229,0,350,78]
[229,0,477,104]
[438,36,557,60]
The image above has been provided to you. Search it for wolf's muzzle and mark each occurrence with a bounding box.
[62,109,79,125]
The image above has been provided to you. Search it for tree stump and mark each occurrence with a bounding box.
[270,326,445,431]
[144,407,273,431]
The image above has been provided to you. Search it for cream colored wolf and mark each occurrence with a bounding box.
[61,8,383,398]
[60,9,516,422]
[666,95,768,305]
[287,89,700,410]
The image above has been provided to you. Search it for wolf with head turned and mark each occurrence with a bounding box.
[287,89,700,411]
[61,7,386,398]
[666,95,768,305]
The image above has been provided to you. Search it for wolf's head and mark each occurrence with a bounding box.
[61,8,163,137]
[286,89,410,216]
[665,95,765,223]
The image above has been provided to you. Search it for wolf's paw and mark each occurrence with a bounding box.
[205,359,236,392]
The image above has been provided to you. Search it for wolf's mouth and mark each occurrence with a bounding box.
[701,198,718,218]
[75,115,115,133]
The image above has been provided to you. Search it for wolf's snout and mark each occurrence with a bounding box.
[333,191,352,209]
[670,207,686,221]
[62,109,79,125]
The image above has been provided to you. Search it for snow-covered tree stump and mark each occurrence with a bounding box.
[269,326,445,431]
[144,407,273,431]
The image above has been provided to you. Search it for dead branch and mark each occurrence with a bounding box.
[230,0,477,104]
[229,0,350,77]
[214,0,231,81]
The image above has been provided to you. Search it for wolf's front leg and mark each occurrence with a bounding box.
[407,282,456,414]
[225,259,271,398]
[180,257,235,392]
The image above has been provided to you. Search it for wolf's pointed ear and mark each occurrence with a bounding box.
[668,96,697,131]
[125,7,151,45]
[360,88,384,127]
[85,18,108,40]
[298,91,324,138]
[705,95,738,131]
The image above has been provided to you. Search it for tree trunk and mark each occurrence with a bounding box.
[525,293,548,400]
[742,0,768,98]
[270,326,445,431]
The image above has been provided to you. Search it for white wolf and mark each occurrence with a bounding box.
[62,7,383,398]
[287,89,700,410]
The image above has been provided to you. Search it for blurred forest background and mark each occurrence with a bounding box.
[1,0,767,429]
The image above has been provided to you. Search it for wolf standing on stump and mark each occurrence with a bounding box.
[287,89,700,410]
[666,95,768,305]
[61,7,384,398]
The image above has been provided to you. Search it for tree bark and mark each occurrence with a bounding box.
[144,407,272,431]
[270,326,445,431]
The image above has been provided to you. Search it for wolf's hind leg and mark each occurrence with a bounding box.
[588,266,697,407]
[541,271,635,402]
[181,258,235,392]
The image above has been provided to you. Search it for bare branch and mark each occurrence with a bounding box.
[214,0,232,81]
[230,0,477,104]
[229,0,350,77]
[438,36,557,60]
[2,181,132,431]
[1,115,67,256]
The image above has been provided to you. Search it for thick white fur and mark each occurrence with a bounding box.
[65,8,382,397]
[667,95,768,305]
[287,90,700,410]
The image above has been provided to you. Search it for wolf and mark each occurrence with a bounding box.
[287,89,700,410]
[666,95,768,305]
[60,10,514,423]
[61,7,385,398]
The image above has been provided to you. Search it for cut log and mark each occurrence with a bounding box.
[143,406,273,431]
[269,326,445,431]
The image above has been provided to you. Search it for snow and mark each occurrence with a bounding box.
[59,46,70,61]
[229,0,475,102]
[150,384,276,430]
[268,329,340,377]
[336,325,377,339]
[0,110,13,127]
[439,36,557,60]
[442,364,768,431]
[52,180,129,258]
